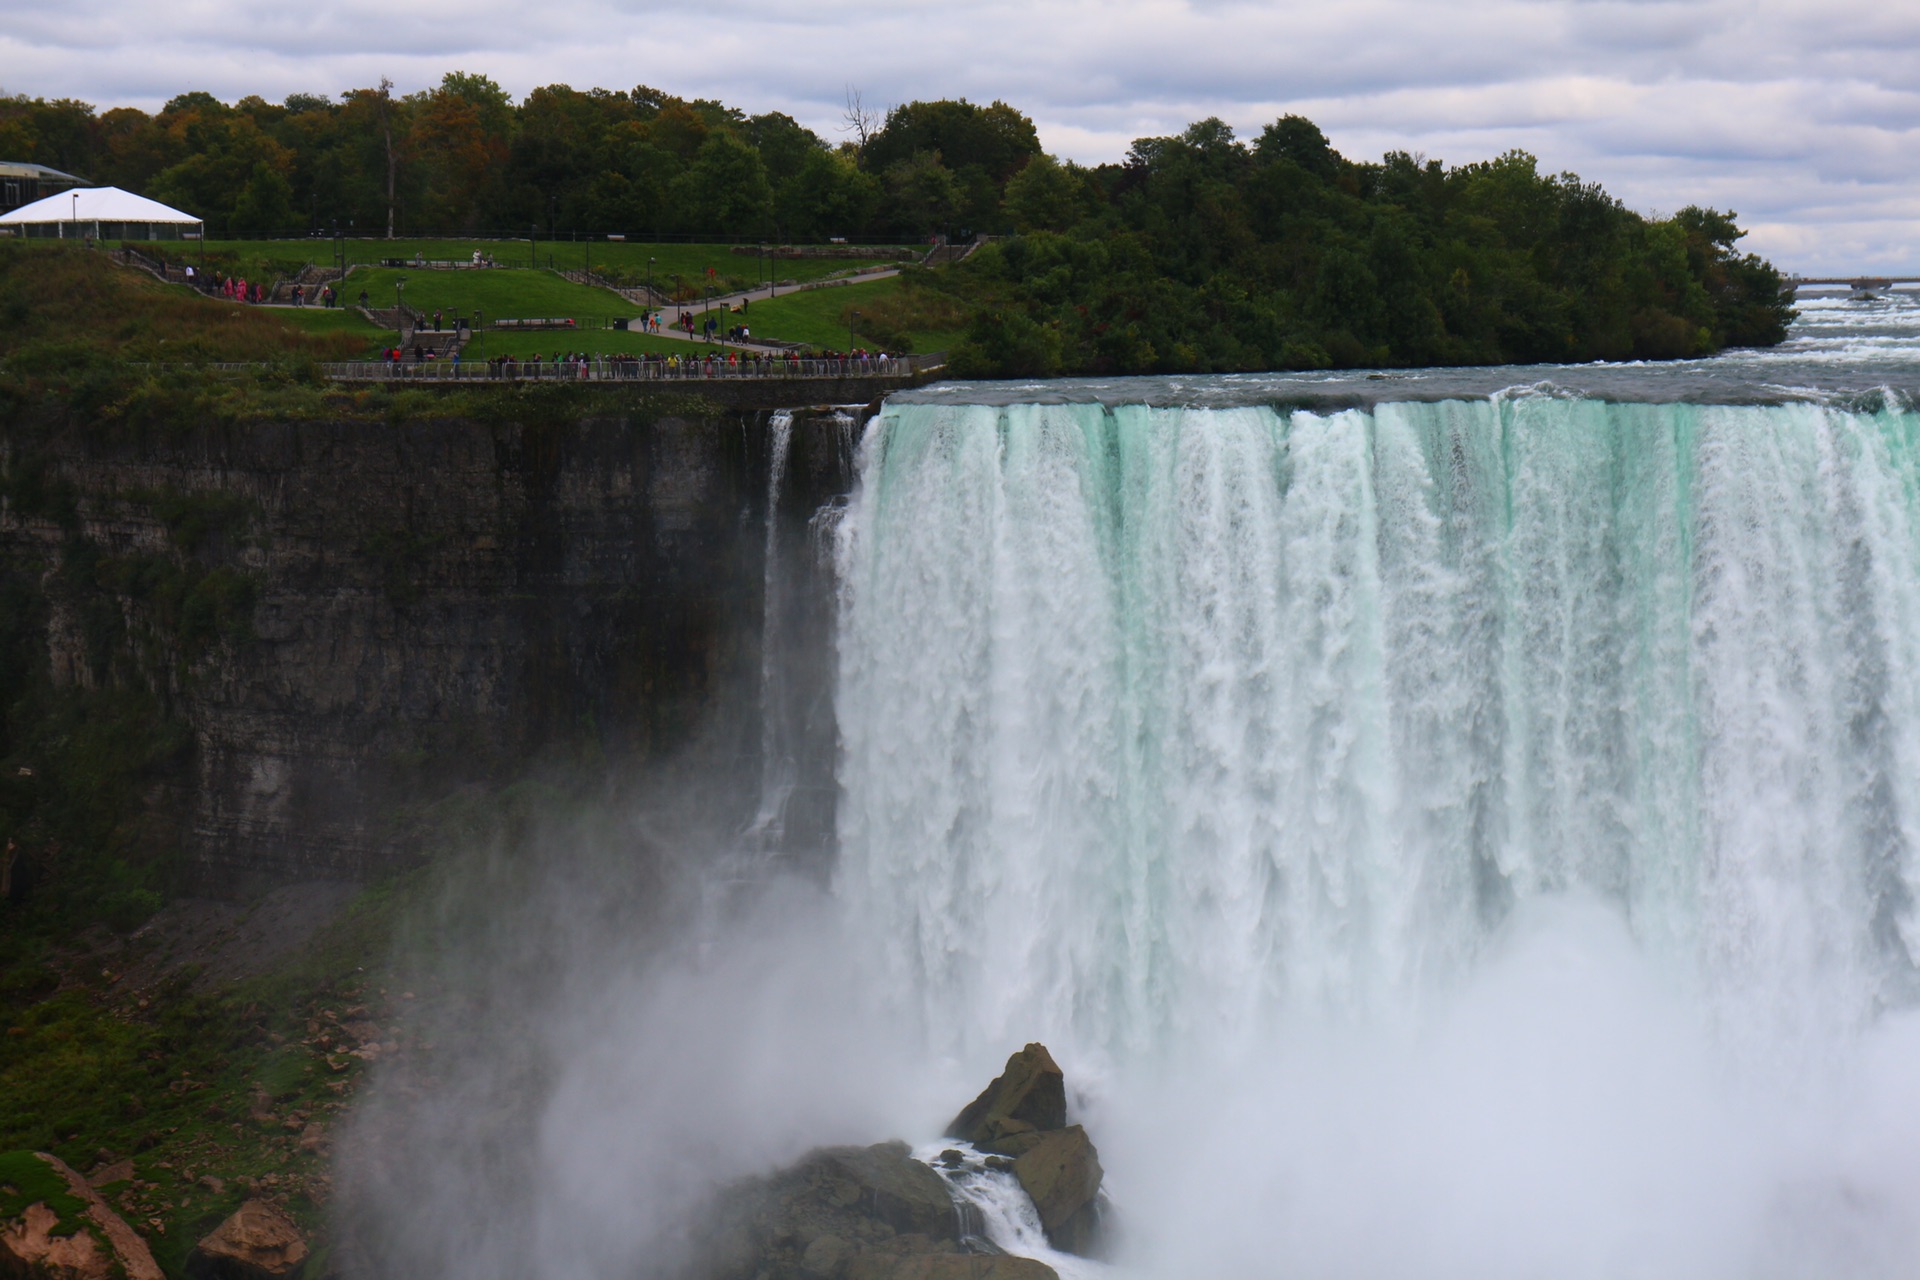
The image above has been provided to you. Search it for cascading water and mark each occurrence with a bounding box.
[743,409,796,852]
[837,395,1920,1051]
[833,386,1920,1274]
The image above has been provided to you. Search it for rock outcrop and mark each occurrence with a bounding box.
[185,1199,308,1280]
[0,1153,163,1280]
[696,1140,1019,1280]
[944,1044,1066,1147]
[990,1128,1103,1256]
[694,1042,1108,1278]
[947,1045,1104,1256]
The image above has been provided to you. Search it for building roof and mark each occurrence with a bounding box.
[0,161,83,183]
[0,185,200,225]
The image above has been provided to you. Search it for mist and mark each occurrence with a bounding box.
[333,836,1920,1280]
[339,388,1920,1280]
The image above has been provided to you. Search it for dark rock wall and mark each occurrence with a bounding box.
[0,401,865,893]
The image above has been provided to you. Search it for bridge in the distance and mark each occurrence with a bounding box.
[1789,275,1920,295]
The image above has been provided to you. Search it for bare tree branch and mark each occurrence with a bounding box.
[841,85,881,153]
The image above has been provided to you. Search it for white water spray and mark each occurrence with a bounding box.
[833,395,1920,1276]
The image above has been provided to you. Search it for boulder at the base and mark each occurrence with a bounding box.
[944,1044,1066,1146]
[1007,1128,1103,1256]
[0,1153,163,1280]
[698,1140,1036,1280]
[185,1201,308,1280]
[879,1257,1058,1280]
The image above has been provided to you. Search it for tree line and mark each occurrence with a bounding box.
[0,80,1792,371]
[937,117,1794,374]
[0,76,1039,243]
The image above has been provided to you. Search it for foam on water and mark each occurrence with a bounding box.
[833,385,1920,1276]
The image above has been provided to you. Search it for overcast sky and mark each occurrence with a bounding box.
[5,0,1917,273]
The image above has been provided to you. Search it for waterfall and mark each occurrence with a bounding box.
[834,396,1920,1060]
[831,392,1920,1274]
[744,409,796,851]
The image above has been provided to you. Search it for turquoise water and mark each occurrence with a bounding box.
[829,291,1920,1276]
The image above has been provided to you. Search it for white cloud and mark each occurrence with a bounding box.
[4,0,1918,271]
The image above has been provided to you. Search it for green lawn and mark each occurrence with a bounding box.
[130,239,914,298]
[343,267,628,327]
[739,276,961,354]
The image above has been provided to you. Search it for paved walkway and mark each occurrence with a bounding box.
[596,268,904,353]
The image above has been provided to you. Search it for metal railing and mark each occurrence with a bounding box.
[314,352,946,382]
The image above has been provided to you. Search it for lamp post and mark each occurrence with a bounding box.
[849,309,860,355]
[70,191,78,243]
[395,278,406,330]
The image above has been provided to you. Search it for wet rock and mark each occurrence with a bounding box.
[0,1153,163,1280]
[945,1044,1066,1146]
[185,1200,308,1280]
[1009,1128,1103,1255]
[885,1258,1056,1280]
[800,1232,852,1278]
[838,1238,1056,1280]
[694,1141,960,1280]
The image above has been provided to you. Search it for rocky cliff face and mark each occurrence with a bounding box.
[0,396,862,893]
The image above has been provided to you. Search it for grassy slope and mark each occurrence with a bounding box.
[266,307,388,357]
[0,888,399,1275]
[130,239,911,297]
[0,1150,92,1236]
[0,244,370,365]
[344,267,625,326]
[743,275,968,354]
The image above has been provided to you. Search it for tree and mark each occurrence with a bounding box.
[880,152,961,239]
[840,86,881,156]
[1004,155,1092,233]
[865,99,1041,183]
[229,162,295,234]
[775,149,877,241]
[1254,115,1340,177]
[673,132,772,235]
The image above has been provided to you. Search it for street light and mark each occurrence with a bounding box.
[849,309,860,354]
[395,278,406,329]
[70,191,78,243]
[647,256,655,318]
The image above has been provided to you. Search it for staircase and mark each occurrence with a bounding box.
[112,247,208,291]
[270,264,345,303]
[919,236,995,268]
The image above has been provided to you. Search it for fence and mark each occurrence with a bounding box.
[313,352,946,383]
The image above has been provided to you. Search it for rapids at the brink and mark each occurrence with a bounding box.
[830,290,1920,1277]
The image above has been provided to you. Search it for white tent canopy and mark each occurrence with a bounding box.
[0,186,202,240]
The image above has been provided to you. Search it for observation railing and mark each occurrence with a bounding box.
[312,353,945,383]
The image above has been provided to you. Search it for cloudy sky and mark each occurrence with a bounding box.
[5,0,1917,273]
